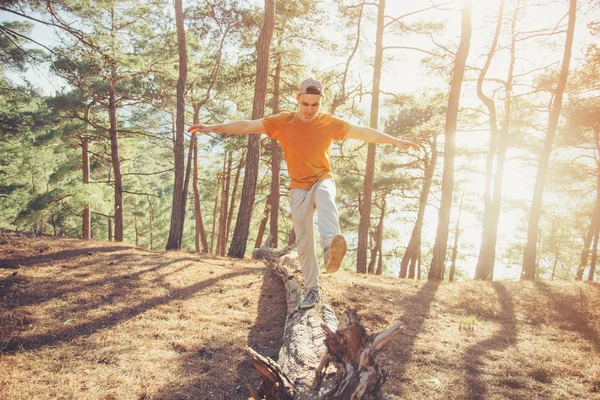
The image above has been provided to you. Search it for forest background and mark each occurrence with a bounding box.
[1,0,599,283]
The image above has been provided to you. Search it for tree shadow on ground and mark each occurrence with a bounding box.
[536,281,600,352]
[463,282,517,399]
[0,242,256,353]
[150,265,288,400]
[371,280,441,389]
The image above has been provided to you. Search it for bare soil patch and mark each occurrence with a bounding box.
[1,234,599,399]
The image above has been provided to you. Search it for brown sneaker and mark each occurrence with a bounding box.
[326,234,347,273]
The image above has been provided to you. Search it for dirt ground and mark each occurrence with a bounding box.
[1,233,599,399]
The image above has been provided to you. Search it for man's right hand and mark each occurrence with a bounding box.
[187,124,213,134]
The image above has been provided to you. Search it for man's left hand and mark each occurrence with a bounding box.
[395,139,419,151]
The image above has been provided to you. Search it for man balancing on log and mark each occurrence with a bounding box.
[188,78,418,310]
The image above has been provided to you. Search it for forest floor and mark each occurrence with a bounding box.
[1,233,599,400]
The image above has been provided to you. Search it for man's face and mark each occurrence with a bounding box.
[297,94,322,121]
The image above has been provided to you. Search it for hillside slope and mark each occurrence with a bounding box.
[1,234,599,399]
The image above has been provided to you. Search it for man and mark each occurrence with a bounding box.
[188,78,418,309]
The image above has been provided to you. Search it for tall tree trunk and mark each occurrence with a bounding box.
[192,105,209,253]
[429,0,472,280]
[254,194,272,249]
[211,175,221,254]
[577,205,599,280]
[368,234,377,275]
[522,0,576,280]
[219,152,233,256]
[375,197,386,275]
[148,195,154,251]
[479,0,519,280]
[166,0,188,250]
[589,223,599,281]
[400,135,437,278]
[82,137,91,239]
[474,0,504,280]
[449,182,467,282]
[217,154,230,256]
[227,155,244,244]
[357,0,385,274]
[228,0,275,258]
[108,6,123,243]
[270,56,282,248]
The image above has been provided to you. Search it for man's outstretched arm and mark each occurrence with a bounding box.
[346,125,419,151]
[187,119,267,135]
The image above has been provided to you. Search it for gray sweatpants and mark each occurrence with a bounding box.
[290,178,341,290]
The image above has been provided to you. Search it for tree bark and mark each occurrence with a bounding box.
[522,0,576,280]
[449,182,467,282]
[216,154,231,256]
[228,0,275,258]
[400,135,437,278]
[270,56,282,249]
[429,0,472,281]
[247,249,401,399]
[107,6,123,242]
[211,175,221,254]
[148,195,154,251]
[82,137,91,240]
[357,0,385,274]
[227,155,244,245]
[577,205,598,280]
[192,105,209,253]
[375,197,386,275]
[254,194,272,250]
[589,224,599,282]
[474,0,504,280]
[166,0,188,250]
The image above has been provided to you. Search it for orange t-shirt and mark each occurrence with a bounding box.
[262,112,351,189]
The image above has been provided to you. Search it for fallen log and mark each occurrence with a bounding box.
[247,248,402,399]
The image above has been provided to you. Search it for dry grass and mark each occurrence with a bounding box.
[1,233,599,399]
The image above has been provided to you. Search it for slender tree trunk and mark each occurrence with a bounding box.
[81,137,91,239]
[219,152,232,256]
[480,1,519,279]
[228,0,275,258]
[211,175,221,254]
[551,244,561,280]
[357,0,385,274]
[400,135,437,278]
[108,7,123,243]
[375,197,386,275]
[108,217,113,241]
[270,56,282,248]
[429,0,472,280]
[192,105,209,253]
[227,155,244,244]
[522,0,577,280]
[474,0,504,280]
[148,195,154,251]
[449,182,467,282]
[217,155,230,256]
[108,74,123,242]
[254,194,272,249]
[368,234,377,275]
[589,224,599,281]
[166,0,188,250]
[578,205,598,280]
